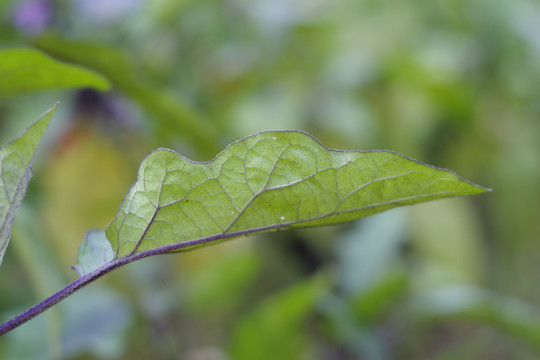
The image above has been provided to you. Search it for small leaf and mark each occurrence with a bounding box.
[0,103,58,266]
[105,130,489,259]
[73,230,114,277]
[0,48,110,98]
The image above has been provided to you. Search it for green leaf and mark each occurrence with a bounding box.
[105,130,489,259]
[73,230,114,277]
[0,48,110,98]
[0,103,58,266]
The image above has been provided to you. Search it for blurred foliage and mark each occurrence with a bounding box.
[0,48,109,98]
[1,0,539,359]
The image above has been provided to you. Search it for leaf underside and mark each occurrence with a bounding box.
[0,48,110,98]
[105,130,489,259]
[73,230,114,277]
[0,104,58,266]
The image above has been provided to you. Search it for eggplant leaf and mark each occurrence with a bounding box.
[0,103,58,266]
[105,130,489,259]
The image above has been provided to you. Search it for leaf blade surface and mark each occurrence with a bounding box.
[106,130,489,259]
[0,103,58,265]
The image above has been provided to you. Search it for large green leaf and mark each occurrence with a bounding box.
[0,48,110,98]
[0,103,58,266]
[105,130,489,259]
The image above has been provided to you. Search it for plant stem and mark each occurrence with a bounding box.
[0,229,252,336]
[0,258,123,336]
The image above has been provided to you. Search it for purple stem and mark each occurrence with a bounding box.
[0,257,125,336]
[0,226,274,336]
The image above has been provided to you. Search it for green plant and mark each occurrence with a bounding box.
[0,48,489,336]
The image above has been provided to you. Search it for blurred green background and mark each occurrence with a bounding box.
[1,0,539,359]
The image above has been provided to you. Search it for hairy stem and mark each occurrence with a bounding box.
[0,229,254,336]
[0,245,157,336]
[0,257,123,336]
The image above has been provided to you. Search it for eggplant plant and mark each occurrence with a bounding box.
[0,48,489,336]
